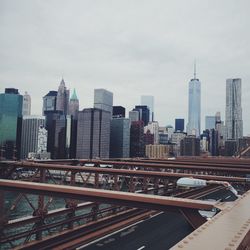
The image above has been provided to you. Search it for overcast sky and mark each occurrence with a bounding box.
[1,0,250,135]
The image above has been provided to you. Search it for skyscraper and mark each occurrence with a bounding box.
[22,91,31,116]
[130,121,145,157]
[94,89,113,114]
[20,115,45,159]
[141,95,154,121]
[205,116,216,130]
[144,121,159,144]
[68,89,79,158]
[110,118,130,158]
[0,88,23,159]
[225,78,243,140]
[112,106,125,118]
[56,79,70,115]
[69,88,79,120]
[175,119,184,132]
[44,111,67,159]
[76,108,111,159]
[180,136,200,156]
[133,105,150,126]
[187,63,201,137]
[43,90,57,115]
[129,110,139,122]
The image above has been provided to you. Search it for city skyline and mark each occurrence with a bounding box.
[1,1,250,134]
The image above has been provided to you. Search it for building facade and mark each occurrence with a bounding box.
[141,95,154,121]
[130,121,145,157]
[144,121,159,144]
[56,79,70,115]
[129,110,139,123]
[22,91,31,116]
[43,91,57,115]
[225,78,243,140]
[175,119,184,132]
[94,89,113,114]
[76,108,111,159]
[69,88,79,120]
[112,106,125,118]
[133,105,150,126]
[187,67,201,137]
[110,118,130,158]
[205,116,216,130]
[44,111,67,159]
[20,116,46,159]
[0,88,23,159]
[180,136,200,156]
[145,144,173,159]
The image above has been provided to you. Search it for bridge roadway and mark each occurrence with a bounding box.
[77,189,237,250]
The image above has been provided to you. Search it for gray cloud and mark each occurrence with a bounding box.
[1,0,250,134]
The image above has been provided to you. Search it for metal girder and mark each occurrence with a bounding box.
[77,159,250,174]
[171,190,250,250]
[0,161,248,183]
[0,179,217,211]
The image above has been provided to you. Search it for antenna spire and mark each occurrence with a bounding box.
[194,60,196,79]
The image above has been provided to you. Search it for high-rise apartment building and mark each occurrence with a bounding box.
[110,118,130,158]
[69,89,79,120]
[0,88,23,159]
[43,91,57,115]
[141,95,154,121]
[94,89,113,114]
[22,91,31,116]
[56,79,70,115]
[20,115,45,159]
[187,65,201,137]
[175,119,184,132]
[225,78,243,140]
[76,108,111,159]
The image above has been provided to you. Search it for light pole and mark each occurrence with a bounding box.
[176,177,239,197]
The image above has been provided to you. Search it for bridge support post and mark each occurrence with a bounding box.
[34,169,46,240]
[0,190,6,242]
[179,208,207,229]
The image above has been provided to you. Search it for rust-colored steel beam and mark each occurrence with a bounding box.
[172,190,250,250]
[133,158,250,169]
[77,159,250,174]
[0,179,217,211]
[1,161,249,183]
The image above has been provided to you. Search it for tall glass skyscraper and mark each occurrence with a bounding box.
[225,78,243,140]
[94,89,113,114]
[187,65,201,137]
[56,79,70,115]
[0,88,23,159]
[141,95,154,121]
